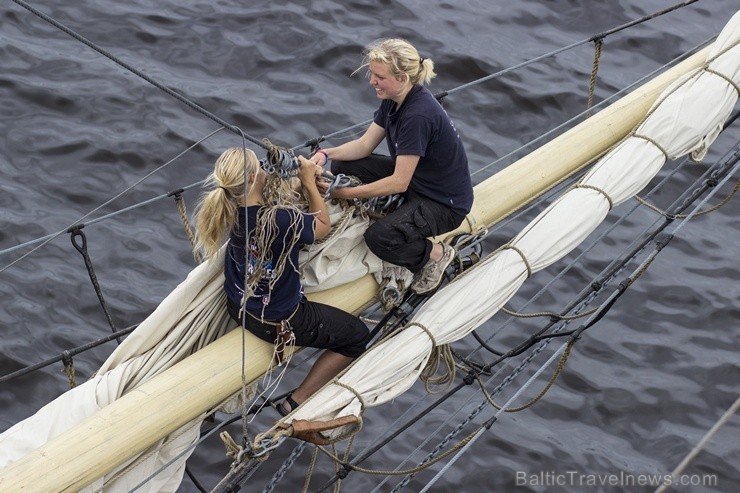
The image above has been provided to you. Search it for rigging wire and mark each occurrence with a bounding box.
[0,325,137,384]
[654,396,740,493]
[309,138,739,492]
[0,26,714,274]
[443,0,700,98]
[0,127,224,275]
[468,113,738,361]
[389,145,740,492]
[0,1,731,490]
[8,0,269,150]
[416,342,571,493]
[470,36,711,180]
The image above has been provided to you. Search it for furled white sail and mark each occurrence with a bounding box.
[0,250,239,491]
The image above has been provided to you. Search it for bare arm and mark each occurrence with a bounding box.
[310,123,386,166]
[332,154,419,199]
[297,156,331,240]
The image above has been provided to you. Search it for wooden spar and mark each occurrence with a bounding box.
[0,46,710,491]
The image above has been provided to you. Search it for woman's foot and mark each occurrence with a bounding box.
[278,394,300,417]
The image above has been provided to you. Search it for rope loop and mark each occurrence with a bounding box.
[574,183,614,210]
[631,132,670,160]
[500,243,532,278]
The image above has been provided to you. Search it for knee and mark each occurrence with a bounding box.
[364,222,395,251]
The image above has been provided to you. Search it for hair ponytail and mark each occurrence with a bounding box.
[193,147,259,259]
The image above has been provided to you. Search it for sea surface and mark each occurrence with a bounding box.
[1,1,738,492]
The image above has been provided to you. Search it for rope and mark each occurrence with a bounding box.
[301,445,319,493]
[703,67,740,96]
[574,183,614,210]
[406,322,457,393]
[470,36,711,180]
[313,428,482,477]
[587,37,604,112]
[500,243,532,278]
[631,132,670,160]
[172,192,203,264]
[500,305,597,321]
[443,0,700,98]
[61,351,77,389]
[655,396,740,493]
[396,342,572,492]
[333,380,367,414]
[421,345,456,393]
[635,179,739,218]
[478,341,574,412]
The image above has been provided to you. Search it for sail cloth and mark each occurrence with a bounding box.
[299,201,383,292]
[0,250,241,492]
[0,206,380,491]
[282,11,740,439]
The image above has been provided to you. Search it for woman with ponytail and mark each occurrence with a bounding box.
[193,147,370,415]
[310,38,474,295]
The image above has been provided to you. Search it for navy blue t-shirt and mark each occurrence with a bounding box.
[373,85,474,215]
[224,206,315,320]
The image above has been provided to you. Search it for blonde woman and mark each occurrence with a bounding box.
[311,38,473,294]
[194,147,370,415]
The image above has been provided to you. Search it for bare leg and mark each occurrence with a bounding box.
[287,351,354,409]
[428,242,443,262]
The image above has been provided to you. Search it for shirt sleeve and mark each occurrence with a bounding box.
[395,114,433,157]
[373,101,389,128]
[298,213,316,245]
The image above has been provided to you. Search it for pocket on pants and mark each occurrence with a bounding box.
[399,206,435,240]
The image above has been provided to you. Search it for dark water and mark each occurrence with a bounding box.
[1,1,738,491]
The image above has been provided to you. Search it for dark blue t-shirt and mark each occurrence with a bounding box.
[224,206,315,320]
[373,85,473,215]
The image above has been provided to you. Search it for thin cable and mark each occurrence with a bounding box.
[0,128,223,272]
[343,140,740,492]
[445,0,700,97]
[655,396,740,493]
[9,0,268,149]
[470,37,711,179]
[416,343,570,493]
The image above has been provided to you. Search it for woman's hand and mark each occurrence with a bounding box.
[309,149,329,167]
[297,156,322,187]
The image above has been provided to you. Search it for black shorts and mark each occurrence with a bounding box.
[227,296,370,358]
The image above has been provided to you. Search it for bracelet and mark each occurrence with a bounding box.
[316,150,329,166]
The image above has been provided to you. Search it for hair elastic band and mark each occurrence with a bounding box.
[316,150,329,166]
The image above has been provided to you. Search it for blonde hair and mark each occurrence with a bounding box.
[357,38,436,86]
[193,147,259,259]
